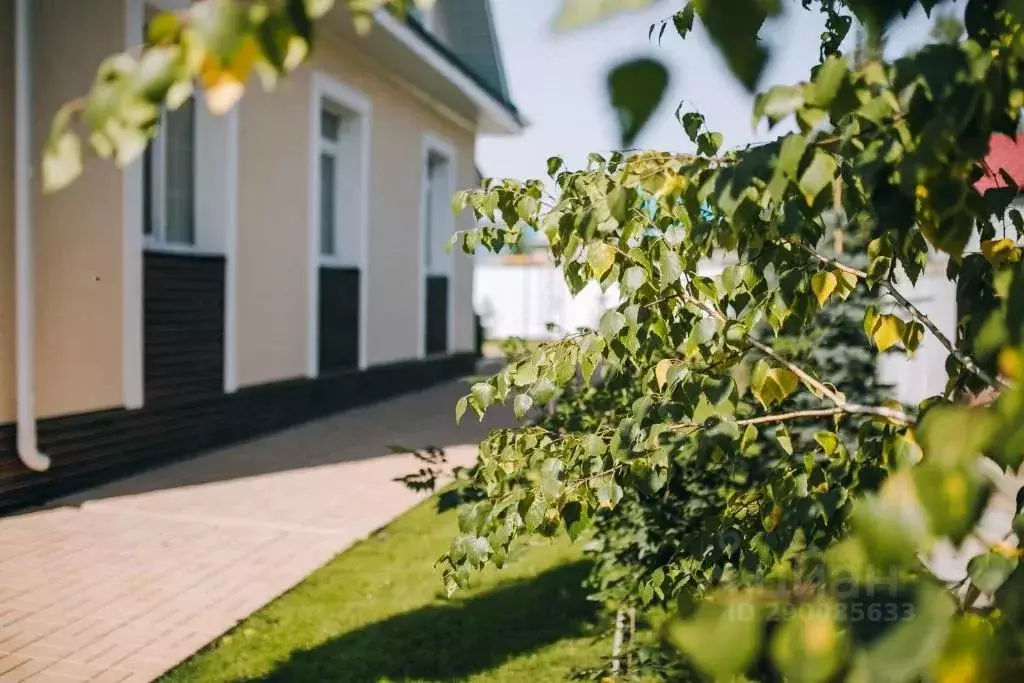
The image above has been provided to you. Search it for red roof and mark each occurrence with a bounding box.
[976,134,1024,192]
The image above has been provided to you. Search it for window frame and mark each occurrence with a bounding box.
[418,132,457,357]
[316,104,365,265]
[307,72,372,376]
[144,99,198,253]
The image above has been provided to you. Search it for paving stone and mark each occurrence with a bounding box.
[0,376,510,682]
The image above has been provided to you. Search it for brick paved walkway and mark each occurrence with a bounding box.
[0,376,508,682]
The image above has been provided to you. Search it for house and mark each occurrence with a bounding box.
[0,0,523,512]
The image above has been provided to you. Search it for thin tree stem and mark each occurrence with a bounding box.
[669,404,912,432]
[737,407,845,426]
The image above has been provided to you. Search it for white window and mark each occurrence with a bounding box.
[307,73,371,377]
[144,98,196,247]
[423,149,454,275]
[317,104,365,265]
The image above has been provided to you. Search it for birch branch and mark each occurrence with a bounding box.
[795,243,1008,392]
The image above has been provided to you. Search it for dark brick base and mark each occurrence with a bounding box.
[0,353,476,515]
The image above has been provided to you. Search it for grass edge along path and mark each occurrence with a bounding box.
[161,492,615,683]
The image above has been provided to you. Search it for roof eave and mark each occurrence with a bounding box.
[373,10,525,136]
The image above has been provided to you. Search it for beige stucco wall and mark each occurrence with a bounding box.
[451,136,477,355]
[32,0,126,418]
[236,35,479,386]
[236,71,314,387]
[0,0,15,424]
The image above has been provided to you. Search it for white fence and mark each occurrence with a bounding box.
[473,258,619,340]
[473,254,955,407]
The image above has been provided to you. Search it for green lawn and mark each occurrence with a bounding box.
[161,495,613,683]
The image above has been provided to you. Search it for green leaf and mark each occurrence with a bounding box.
[769,599,846,683]
[540,458,565,499]
[531,378,557,403]
[741,424,758,454]
[672,6,695,39]
[599,309,627,338]
[455,396,468,424]
[451,189,470,214]
[697,131,723,156]
[680,110,704,141]
[968,551,1017,594]
[916,405,998,469]
[691,0,777,90]
[464,535,492,565]
[776,425,793,455]
[668,595,765,678]
[798,150,837,205]
[546,156,564,177]
[586,242,616,278]
[849,583,955,682]
[805,55,848,107]
[147,12,183,44]
[304,0,335,20]
[913,462,990,544]
[902,321,925,356]
[815,431,839,456]
[523,494,546,531]
[470,382,496,412]
[43,131,83,193]
[513,393,534,420]
[622,265,647,294]
[596,479,624,508]
[867,237,893,281]
[756,84,804,126]
[606,58,670,147]
[583,433,606,459]
[561,500,591,541]
[852,473,928,569]
[811,271,838,307]
[778,134,808,179]
[931,615,1000,683]
[554,0,658,31]
[657,248,683,288]
[189,0,247,59]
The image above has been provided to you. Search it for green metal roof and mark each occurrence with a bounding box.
[405,0,521,124]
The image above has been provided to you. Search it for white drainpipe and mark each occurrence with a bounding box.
[14,0,51,472]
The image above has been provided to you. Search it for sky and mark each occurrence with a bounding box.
[476,0,959,181]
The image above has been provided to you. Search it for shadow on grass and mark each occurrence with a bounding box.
[251,560,598,683]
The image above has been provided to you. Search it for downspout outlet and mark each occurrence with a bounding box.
[14,0,50,473]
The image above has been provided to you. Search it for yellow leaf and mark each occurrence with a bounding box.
[202,70,244,115]
[200,37,259,116]
[811,271,838,307]
[230,36,259,82]
[871,314,906,352]
[769,368,799,400]
[586,242,616,278]
[834,269,858,300]
[981,238,1019,266]
[753,368,799,409]
[655,359,673,390]
[999,347,1022,381]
